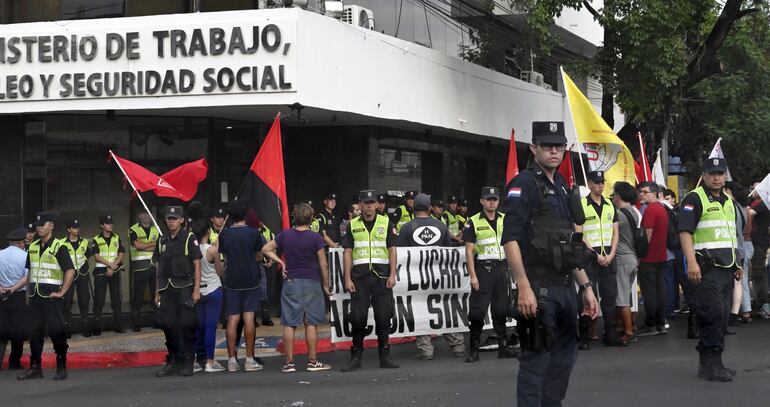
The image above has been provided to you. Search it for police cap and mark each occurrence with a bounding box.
[34,212,56,226]
[324,193,338,201]
[26,223,35,233]
[404,191,418,200]
[377,194,387,203]
[481,187,500,199]
[532,121,567,144]
[359,189,377,203]
[66,219,81,229]
[6,228,27,242]
[99,215,114,225]
[431,199,444,207]
[703,157,728,174]
[458,198,468,207]
[211,207,226,218]
[587,171,605,183]
[446,195,458,204]
[165,206,184,219]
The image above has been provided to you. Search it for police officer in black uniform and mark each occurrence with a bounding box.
[377,194,388,216]
[61,219,94,338]
[317,193,341,248]
[90,214,126,334]
[502,122,598,407]
[391,191,417,233]
[154,206,202,377]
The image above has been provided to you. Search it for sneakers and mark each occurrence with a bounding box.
[244,357,264,372]
[205,361,225,373]
[635,326,659,337]
[282,361,296,373]
[306,360,332,371]
[478,336,499,351]
[193,362,204,373]
[759,303,770,319]
[228,358,239,373]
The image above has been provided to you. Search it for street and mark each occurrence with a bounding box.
[1,319,768,407]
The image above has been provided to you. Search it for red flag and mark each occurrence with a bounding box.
[236,113,290,232]
[110,152,208,201]
[636,132,652,183]
[505,129,519,184]
[559,150,575,188]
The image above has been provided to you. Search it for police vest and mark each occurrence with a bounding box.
[469,212,505,261]
[582,197,616,255]
[431,213,449,227]
[58,238,90,276]
[28,239,64,296]
[209,227,221,244]
[129,223,159,272]
[446,211,460,236]
[310,218,321,233]
[261,225,275,242]
[350,214,390,277]
[691,187,738,268]
[93,234,120,269]
[395,205,414,232]
[157,230,196,286]
[456,213,467,227]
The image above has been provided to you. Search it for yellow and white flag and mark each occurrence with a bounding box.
[562,68,636,195]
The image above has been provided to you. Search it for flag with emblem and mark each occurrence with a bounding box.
[562,68,635,196]
[235,113,290,233]
[109,152,208,201]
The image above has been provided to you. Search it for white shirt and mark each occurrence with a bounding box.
[198,243,221,296]
[0,245,27,291]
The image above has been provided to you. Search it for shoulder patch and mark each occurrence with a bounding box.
[508,187,522,198]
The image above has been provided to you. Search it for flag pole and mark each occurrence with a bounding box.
[109,150,163,237]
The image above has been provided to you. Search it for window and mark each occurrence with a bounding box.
[62,0,125,19]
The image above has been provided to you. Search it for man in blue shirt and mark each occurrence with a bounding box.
[0,228,29,370]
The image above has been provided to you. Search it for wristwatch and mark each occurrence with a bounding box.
[580,281,593,290]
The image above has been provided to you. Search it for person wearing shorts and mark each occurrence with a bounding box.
[263,203,332,373]
[612,181,641,342]
[218,201,265,373]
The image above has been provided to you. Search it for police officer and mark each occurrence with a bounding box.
[129,210,160,332]
[24,224,35,250]
[430,199,449,226]
[317,193,341,248]
[59,219,94,338]
[446,195,463,245]
[392,191,417,233]
[154,206,202,377]
[209,206,226,244]
[457,198,469,226]
[91,214,126,335]
[0,228,29,370]
[18,213,76,381]
[341,189,399,372]
[678,157,741,382]
[377,194,388,216]
[464,187,519,362]
[502,122,598,406]
[576,170,625,349]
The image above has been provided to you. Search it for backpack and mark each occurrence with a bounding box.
[619,207,649,259]
[663,204,681,251]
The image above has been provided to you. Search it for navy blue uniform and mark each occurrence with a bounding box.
[502,164,577,407]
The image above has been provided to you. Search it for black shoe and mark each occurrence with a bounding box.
[497,335,520,358]
[341,347,363,372]
[728,313,740,327]
[378,344,399,369]
[261,318,274,326]
[698,350,733,382]
[156,355,179,378]
[602,336,629,347]
[635,326,658,337]
[178,355,195,377]
[17,360,43,381]
[53,356,67,381]
[132,327,141,333]
[465,335,480,363]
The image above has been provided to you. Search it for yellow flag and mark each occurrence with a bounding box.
[562,69,636,195]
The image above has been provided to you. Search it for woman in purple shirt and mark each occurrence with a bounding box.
[262,203,332,373]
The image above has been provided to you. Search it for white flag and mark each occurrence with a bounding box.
[755,172,770,208]
[652,148,667,188]
[707,138,733,181]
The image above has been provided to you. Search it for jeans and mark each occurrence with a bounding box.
[663,260,676,316]
[196,287,223,361]
[740,242,754,313]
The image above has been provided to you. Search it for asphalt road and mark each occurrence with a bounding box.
[2,318,769,407]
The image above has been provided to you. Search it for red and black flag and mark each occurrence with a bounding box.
[236,113,290,233]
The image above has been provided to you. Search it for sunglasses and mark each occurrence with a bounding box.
[537,144,567,152]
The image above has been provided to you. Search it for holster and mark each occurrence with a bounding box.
[516,288,553,351]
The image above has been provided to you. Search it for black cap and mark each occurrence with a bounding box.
[414,193,431,211]
[587,171,605,183]
[703,157,728,174]
[211,207,226,218]
[446,195,458,204]
[26,223,35,232]
[34,212,55,226]
[99,215,114,225]
[165,206,184,219]
[6,228,27,242]
[66,219,81,229]
[359,189,377,203]
[431,199,444,207]
[481,186,500,199]
[324,193,338,200]
[458,198,468,207]
[532,121,567,144]
[377,194,387,203]
[404,191,418,200]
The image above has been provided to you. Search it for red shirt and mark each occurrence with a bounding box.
[640,201,669,263]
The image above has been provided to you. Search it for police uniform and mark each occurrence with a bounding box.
[429,199,450,226]
[677,157,740,382]
[456,198,469,226]
[18,213,76,381]
[317,193,341,245]
[59,219,94,338]
[392,191,417,233]
[208,207,225,244]
[154,206,202,377]
[0,228,29,370]
[578,171,624,349]
[463,187,518,362]
[377,194,387,215]
[502,122,587,406]
[129,218,160,331]
[445,195,462,244]
[340,189,399,372]
[90,214,126,334]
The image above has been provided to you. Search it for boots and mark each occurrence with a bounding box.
[92,317,102,336]
[698,349,733,382]
[578,316,591,350]
[178,354,195,377]
[465,333,480,363]
[53,355,67,380]
[114,314,126,334]
[8,340,23,370]
[341,347,363,372]
[497,333,520,359]
[156,354,179,377]
[260,301,274,326]
[17,359,43,380]
[687,313,700,339]
[378,343,399,369]
[81,317,92,337]
[132,312,141,332]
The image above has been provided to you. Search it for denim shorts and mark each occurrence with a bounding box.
[280,278,327,327]
[224,287,261,316]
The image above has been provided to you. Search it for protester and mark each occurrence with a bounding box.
[218,200,266,373]
[262,203,333,373]
[611,182,641,342]
[749,187,770,318]
[339,203,361,240]
[191,220,225,373]
[0,228,29,370]
[636,182,670,336]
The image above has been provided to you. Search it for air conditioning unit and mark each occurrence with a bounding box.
[322,1,344,18]
[342,5,375,30]
[520,71,544,87]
